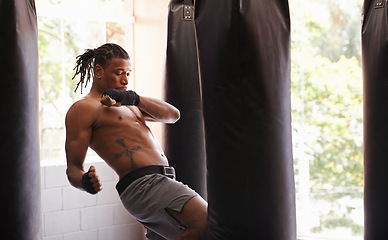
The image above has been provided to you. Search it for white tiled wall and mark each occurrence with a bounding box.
[41,161,146,240]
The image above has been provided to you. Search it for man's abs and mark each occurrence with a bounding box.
[89,106,169,178]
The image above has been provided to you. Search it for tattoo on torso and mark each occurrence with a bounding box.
[114,138,143,169]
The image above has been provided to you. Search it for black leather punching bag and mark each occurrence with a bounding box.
[164,0,207,198]
[195,0,296,238]
[362,0,388,238]
[0,1,41,239]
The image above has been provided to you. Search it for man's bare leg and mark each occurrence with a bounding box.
[167,196,208,240]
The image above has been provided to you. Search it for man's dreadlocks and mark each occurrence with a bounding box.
[72,43,130,93]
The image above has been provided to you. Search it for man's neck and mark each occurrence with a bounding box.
[89,83,104,98]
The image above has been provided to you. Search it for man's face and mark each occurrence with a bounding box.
[99,58,131,90]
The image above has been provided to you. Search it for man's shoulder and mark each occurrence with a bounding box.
[71,95,100,109]
[66,96,100,119]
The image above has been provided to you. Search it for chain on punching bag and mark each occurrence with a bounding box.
[195,0,296,238]
[163,0,207,198]
[362,0,388,238]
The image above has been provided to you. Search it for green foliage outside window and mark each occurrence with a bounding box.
[290,0,363,236]
[37,0,129,161]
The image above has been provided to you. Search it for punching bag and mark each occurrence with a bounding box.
[195,0,296,239]
[164,0,207,198]
[0,0,41,239]
[362,0,388,238]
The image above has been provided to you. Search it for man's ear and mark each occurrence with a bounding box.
[94,64,104,79]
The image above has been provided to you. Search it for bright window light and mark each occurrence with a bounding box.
[36,0,134,166]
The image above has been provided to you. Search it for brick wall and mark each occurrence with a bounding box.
[41,161,146,240]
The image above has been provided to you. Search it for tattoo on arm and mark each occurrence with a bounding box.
[114,138,143,169]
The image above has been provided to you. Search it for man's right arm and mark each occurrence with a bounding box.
[65,103,101,193]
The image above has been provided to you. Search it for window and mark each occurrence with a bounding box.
[37,0,134,166]
[37,0,364,238]
[290,0,363,238]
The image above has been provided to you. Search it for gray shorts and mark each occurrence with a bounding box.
[119,174,198,240]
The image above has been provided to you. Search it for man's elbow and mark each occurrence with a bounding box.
[171,108,180,124]
[166,108,180,124]
[65,167,74,186]
[66,165,81,189]
[158,106,180,124]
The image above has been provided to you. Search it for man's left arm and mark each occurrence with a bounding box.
[100,89,180,123]
[137,96,180,124]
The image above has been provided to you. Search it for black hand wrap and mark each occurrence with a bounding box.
[82,171,98,195]
[102,89,140,106]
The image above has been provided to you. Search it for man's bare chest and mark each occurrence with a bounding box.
[92,106,144,129]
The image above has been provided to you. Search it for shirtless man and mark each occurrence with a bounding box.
[65,43,207,240]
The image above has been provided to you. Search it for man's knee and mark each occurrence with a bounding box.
[181,197,208,239]
[168,196,208,239]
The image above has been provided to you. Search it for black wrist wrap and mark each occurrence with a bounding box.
[82,171,97,194]
[102,89,140,106]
